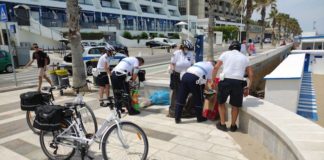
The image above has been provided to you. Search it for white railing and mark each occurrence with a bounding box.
[20,17,63,41]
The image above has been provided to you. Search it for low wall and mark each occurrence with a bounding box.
[240,96,324,160]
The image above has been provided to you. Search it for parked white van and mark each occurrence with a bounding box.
[153,38,177,48]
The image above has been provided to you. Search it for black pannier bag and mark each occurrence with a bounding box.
[138,70,146,82]
[33,105,64,131]
[20,91,51,111]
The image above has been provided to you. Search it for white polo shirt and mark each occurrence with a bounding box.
[113,57,139,73]
[219,50,249,80]
[97,54,109,72]
[186,61,214,80]
[171,50,194,73]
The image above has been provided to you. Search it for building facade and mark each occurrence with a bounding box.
[179,0,243,28]
[1,0,181,33]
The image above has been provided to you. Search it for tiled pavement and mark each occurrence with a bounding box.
[0,88,248,160]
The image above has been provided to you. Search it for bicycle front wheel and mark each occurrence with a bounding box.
[77,103,98,135]
[102,121,149,160]
[26,111,40,135]
[39,119,76,160]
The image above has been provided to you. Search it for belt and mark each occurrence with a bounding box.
[224,76,244,81]
[187,70,202,78]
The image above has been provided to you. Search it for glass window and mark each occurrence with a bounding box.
[0,52,5,58]
[89,48,101,55]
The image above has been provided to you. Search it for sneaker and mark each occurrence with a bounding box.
[216,122,228,132]
[175,118,181,124]
[197,117,207,123]
[230,124,238,132]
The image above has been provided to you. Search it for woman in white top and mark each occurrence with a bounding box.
[97,45,114,105]
[169,40,195,117]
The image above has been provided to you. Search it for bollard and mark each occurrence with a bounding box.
[151,47,154,55]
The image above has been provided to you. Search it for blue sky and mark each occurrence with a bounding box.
[252,0,324,34]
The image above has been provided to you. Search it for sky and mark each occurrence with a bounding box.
[252,0,324,34]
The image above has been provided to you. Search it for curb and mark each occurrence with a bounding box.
[0,84,37,93]
[141,62,169,68]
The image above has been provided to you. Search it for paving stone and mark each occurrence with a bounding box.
[2,139,40,157]
[170,145,235,160]
[170,136,214,151]
[150,150,194,160]
[207,137,241,150]
[0,145,29,160]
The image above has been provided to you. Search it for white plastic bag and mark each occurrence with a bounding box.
[92,68,99,77]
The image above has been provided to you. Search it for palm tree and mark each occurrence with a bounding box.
[231,0,254,41]
[254,0,276,49]
[276,13,286,43]
[282,13,290,39]
[268,6,278,46]
[207,0,219,60]
[67,0,86,87]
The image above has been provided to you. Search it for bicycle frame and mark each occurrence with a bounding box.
[55,107,128,150]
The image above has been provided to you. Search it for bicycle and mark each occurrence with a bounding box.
[39,91,149,160]
[25,82,97,135]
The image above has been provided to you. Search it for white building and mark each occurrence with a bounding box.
[0,0,182,48]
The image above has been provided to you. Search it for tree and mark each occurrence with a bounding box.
[231,0,255,41]
[268,6,278,46]
[276,13,286,42]
[254,0,276,49]
[67,0,86,87]
[214,26,239,41]
[207,0,219,60]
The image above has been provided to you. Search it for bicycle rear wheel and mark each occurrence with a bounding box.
[39,119,76,160]
[101,121,149,160]
[77,103,98,135]
[26,111,40,135]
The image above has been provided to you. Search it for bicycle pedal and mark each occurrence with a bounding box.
[86,133,94,139]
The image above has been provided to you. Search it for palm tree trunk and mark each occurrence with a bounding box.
[260,7,266,49]
[245,0,253,41]
[271,18,276,46]
[207,0,217,60]
[67,0,86,87]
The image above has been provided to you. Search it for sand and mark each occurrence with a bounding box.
[313,74,324,127]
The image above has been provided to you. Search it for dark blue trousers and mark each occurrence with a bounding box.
[175,73,205,120]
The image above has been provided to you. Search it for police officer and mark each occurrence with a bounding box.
[175,61,215,123]
[97,45,114,105]
[212,41,253,132]
[111,56,145,115]
[169,40,195,117]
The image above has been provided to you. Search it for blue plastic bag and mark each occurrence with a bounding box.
[149,90,170,105]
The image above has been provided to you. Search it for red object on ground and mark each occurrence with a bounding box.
[202,78,220,120]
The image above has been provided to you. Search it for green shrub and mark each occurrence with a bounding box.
[80,32,104,40]
[122,31,132,39]
[169,33,179,39]
[214,26,239,41]
[149,33,158,38]
[158,34,166,38]
[140,32,148,39]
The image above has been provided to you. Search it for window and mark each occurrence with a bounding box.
[0,52,5,58]
[101,0,113,7]
[141,5,148,13]
[79,0,93,5]
[89,48,102,55]
[120,2,129,10]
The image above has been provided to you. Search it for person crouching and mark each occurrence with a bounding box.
[175,61,215,123]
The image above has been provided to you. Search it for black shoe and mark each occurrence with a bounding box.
[230,124,238,132]
[216,122,228,132]
[197,117,207,123]
[175,118,181,124]
[99,101,104,107]
[128,110,140,115]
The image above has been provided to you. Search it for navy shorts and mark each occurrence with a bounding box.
[97,72,109,87]
[217,78,246,107]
